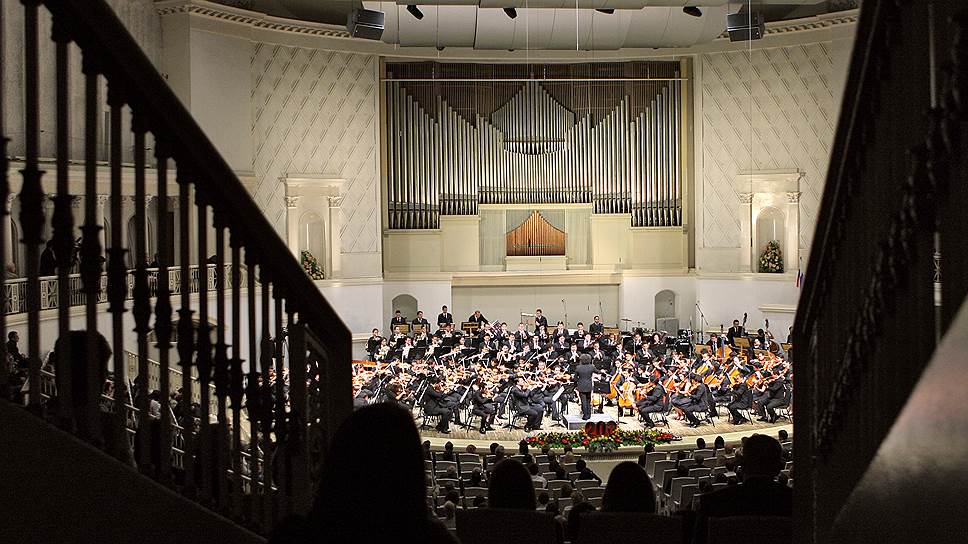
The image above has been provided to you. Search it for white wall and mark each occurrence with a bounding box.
[695,275,800,342]
[619,275,697,332]
[452,284,620,328]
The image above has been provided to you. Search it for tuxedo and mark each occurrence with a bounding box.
[575,361,596,420]
[589,322,604,335]
[390,315,408,331]
[411,317,429,328]
[510,386,543,429]
[423,388,453,432]
[726,325,746,346]
[470,389,496,432]
[636,384,665,426]
[437,312,453,328]
[534,315,548,330]
[468,313,489,325]
[727,383,753,424]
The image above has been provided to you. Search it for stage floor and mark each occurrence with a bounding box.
[416,401,790,445]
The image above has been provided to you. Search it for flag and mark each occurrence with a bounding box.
[795,258,804,288]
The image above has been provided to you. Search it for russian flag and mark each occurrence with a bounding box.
[795,259,804,288]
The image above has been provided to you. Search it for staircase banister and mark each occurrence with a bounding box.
[43,0,350,352]
[793,1,883,339]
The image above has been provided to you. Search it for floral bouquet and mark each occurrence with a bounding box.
[526,428,679,453]
[758,240,784,273]
[300,250,325,280]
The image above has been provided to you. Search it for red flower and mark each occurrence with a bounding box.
[582,439,589,446]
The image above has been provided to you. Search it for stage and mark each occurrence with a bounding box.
[416,400,791,451]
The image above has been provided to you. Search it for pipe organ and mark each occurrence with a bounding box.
[384,61,685,229]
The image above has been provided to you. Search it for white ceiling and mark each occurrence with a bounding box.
[363,3,732,49]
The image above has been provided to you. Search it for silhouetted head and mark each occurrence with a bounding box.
[602,462,656,513]
[714,436,726,450]
[488,459,536,510]
[312,403,430,541]
[740,434,784,479]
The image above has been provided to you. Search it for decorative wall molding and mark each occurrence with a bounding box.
[155,0,353,39]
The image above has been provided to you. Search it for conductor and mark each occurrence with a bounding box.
[575,353,595,420]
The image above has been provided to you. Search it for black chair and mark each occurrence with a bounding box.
[707,515,791,544]
[456,508,561,544]
[575,512,683,544]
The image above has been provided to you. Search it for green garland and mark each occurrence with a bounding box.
[526,428,679,453]
[758,239,784,273]
[300,250,325,280]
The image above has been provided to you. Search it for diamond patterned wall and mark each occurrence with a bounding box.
[251,45,379,254]
[699,42,836,249]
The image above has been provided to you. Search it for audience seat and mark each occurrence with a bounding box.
[463,486,488,499]
[574,480,599,491]
[581,487,605,500]
[548,480,571,497]
[456,508,562,544]
[575,512,683,544]
[436,478,460,489]
[689,467,712,478]
[459,453,481,464]
[533,480,547,490]
[655,467,678,491]
[651,460,676,483]
[693,449,715,459]
[676,483,700,512]
[436,461,458,473]
[706,515,792,544]
[645,452,667,476]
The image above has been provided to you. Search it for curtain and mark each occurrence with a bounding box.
[479,210,506,266]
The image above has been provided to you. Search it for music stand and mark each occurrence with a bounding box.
[781,343,792,353]
[394,324,411,335]
[734,337,752,349]
[412,323,425,334]
[461,321,479,335]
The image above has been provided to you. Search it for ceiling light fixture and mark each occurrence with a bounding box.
[683,6,702,17]
[406,4,424,20]
[595,9,614,14]
[504,7,517,19]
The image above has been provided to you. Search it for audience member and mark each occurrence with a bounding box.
[566,501,596,543]
[643,443,655,454]
[664,466,690,495]
[575,459,601,484]
[442,441,456,461]
[696,437,707,450]
[714,436,725,450]
[487,459,536,510]
[529,463,548,487]
[306,403,457,544]
[601,461,656,513]
[537,491,551,508]
[468,468,483,487]
[562,445,575,463]
[423,440,432,461]
[778,429,789,442]
[466,444,478,454]
[472,496,487,508]
[692,434,792,544]
[637,453,648,469]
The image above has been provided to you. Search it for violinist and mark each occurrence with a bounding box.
[510,377,544,431]
[727,379,753,425]
[635,376,665,428]
[754,370,786,423]
[423,380,454,434]
[681,374,711,428]
[470,381,497,434]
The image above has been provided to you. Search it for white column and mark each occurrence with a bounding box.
[785,192,801,273]
[96,195,109,258]
[327,195,343,279]
[738,192,753,272]
[120,196,134,267]
[43,194,56,242]
[285,196,300,258]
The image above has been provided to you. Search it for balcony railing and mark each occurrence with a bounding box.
[4,264,245,315]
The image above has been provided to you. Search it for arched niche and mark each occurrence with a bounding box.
[391,293,418,326]
[755,206,786,256]
[126,215,154,267]
[298,212,326,264]
[654,289,678,332]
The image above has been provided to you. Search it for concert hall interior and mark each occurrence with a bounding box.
[4,1,968,543]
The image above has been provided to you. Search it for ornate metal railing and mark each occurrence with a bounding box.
[0,0,352,535]
[4,264,243,315]
[792,2,968,543]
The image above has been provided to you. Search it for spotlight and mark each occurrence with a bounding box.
[683,6,702,17]
[503,7,517,19]
[406,4,424,20]
[595,9,614,14]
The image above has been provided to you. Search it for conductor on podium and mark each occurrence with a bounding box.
[575,354,595,420]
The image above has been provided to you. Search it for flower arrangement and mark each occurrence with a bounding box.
[526,428,679,453]
[758,240,784,273]
[300,250,325,280]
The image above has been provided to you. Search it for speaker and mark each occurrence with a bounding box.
[726,12,765,42]
[347,8,385,40]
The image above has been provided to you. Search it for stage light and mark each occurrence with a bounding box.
[683,6,702,17]
[406,4,424,20]
[504,7,517,19]
[595,9,615,14]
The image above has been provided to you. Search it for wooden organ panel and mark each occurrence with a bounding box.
[506,211,566,256]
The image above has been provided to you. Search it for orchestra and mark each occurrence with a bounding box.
[352,308,794,435]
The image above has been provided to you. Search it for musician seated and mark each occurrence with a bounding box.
[589,315,604,335]
[514,323,531,346]
[577,333,594,353]
[564,343,581,366]
[727,381,753,425]
[510,378,544,431]
[572,322,586,340]
[635,376,665,428]
[554,335,571,354]
[422,381,454,434]
[469,382,497,434]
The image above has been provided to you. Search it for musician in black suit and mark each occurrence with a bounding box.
[437,305,453,329]
[534,308,548,331]
[681,378,710,428]
[727,381,753,425]
[692,435,791,544]
[575,354,596,420]
[411,310,429,329]
[755,374,786,422]
[470,384,496,434]
[589,315,604,336]
[572,322,586,341]
[565,343,581,366]
[706,333,724,353]
[510,379,543,431]
[366,328,383,361]
[635,376,665,428]
[554,335,571,355]
[726,319,746,346]
[423,382,453,433]
[390,310,407,331]
[468,310,488,325]
[513,322,531,348]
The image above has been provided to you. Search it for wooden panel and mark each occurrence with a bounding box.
[505,211,565,256]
